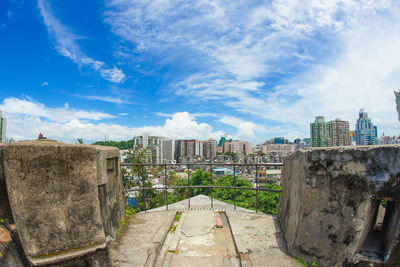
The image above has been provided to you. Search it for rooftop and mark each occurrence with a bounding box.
[110,195,301,267]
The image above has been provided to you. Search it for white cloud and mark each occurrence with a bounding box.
[38,0,125,83]
[249,4,400,136]
[100,67,126,83]
[41,81,49,86]
[0,97,115,122]
[104,0,400,139]
[219,116,267,140]
[1,98,224,143]
[73,94,133,104]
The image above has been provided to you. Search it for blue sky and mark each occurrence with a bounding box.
[1,0,400,144]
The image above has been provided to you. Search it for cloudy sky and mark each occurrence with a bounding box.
[1,0,400,144]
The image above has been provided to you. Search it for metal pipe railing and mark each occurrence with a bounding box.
[122,162,283,212]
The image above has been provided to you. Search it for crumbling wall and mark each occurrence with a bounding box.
[0,143,12,221]
[94,145,124,244]
[279,145,400,266]
[1,140,124,266]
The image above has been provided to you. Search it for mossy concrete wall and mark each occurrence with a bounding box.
[0,140,124,266]
[279,145,400,266]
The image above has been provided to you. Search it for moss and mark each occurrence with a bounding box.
[125,207,136,216]
[169,225,177,233]
[293,257,318,267]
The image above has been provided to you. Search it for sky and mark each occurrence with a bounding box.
[1,0,400,144]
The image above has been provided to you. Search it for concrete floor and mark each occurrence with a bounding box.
[110,195,301,267]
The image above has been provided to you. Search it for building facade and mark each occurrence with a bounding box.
[0,111,6,143]
[175,139,217,163]
[355,109,377,146]
[222,140,253,154]
[329,119,350,146]
[133,134,171,163]
[311,116,350,147]
[310,116,332,147]
[260,144,296,157]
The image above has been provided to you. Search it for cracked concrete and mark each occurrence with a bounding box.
[110,211,176,267]
[111,197,301,266]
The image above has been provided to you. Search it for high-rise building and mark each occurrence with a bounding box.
[329,119,350,146]
[161,139,175,163]
[355,109,377,145]
[133,134,170,163]
[310,116,332,147]
[222,140,252,154]
[203,139,217,160]
[0,111,6,143]
[260,144,296,157]
[175,139,217,162]
[395,90,400,122]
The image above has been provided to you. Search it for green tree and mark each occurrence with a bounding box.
[188,170,214,196]
[92,139,135,150]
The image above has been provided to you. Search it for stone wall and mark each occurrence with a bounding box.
[0,140,124,266]
[279,145,400,266]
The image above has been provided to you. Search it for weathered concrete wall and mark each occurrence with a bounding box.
[0,143,13,221]
[94,145,124,245]
[2,140,123,266]
[279,145,400,266]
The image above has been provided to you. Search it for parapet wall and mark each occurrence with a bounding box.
[279,145,400,266]
[0,140,124,266]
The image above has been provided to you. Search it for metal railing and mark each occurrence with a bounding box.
[122,162,283,213]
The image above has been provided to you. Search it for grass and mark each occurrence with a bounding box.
[116,206,136,238]
[125,207,136,216]
[294,257,318,267]
[169,224,177,233]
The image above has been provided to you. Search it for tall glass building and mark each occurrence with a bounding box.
[355,109,377,145]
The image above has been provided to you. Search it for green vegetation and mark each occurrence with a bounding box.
[92,139,135,150]
[116,206,136,238]
[131,169,281,215]
[294,257,319,267]
[125,207,136,216]
[169,224,177,233]
[0,218,4,224]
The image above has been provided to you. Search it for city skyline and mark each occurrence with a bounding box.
[1,1,400,144]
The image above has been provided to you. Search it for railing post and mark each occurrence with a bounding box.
[164,164,168,210]
[256,164,258,213]
[142,164,146,212]
[233,163,236,211]
[210,163,213,209]
[187,163,190,209]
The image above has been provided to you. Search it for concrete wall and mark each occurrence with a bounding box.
[279,145,400,266]
[0,143,12,221]
[0,140,124,266]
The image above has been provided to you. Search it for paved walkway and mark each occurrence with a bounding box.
[110,211,176,267]
[110,195,301,267]
[148,194,256,213]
